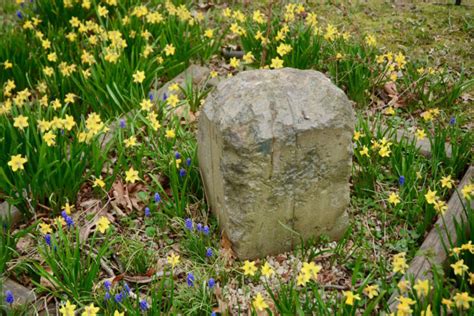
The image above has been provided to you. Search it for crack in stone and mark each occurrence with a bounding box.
[269,99,277,181]
[285,79,298,249]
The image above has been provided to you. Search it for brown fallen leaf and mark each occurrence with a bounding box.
[213,284,229,314]
[40,267,56,290]
[220,231,236,266]
[384,81,398,98]
[113,180,133,211]
[111,200,126,217]
[16,234,34,255]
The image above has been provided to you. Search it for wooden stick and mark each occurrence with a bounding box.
[388,166,473,312]
[260,1,274,68]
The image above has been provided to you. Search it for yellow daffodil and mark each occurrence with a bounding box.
[324,24,338,41]
[424,189,437,204]
[93,176,105,188]
[343,291,361,306]
[81,303,99,316]
[59,301,76,316]
[413,279,430,297]
[261,262,274,278]
[243,52,254,64]
[169,83,180,92]
[140,99,153,111]
[270,57,284,69]
[63,202,73,215]
[392,252,408,274]
[363,284,379,299]
[301,262,321,279]
[39,223,52,235]
[384,106,395,115]
[453,292,473,310]
[365,34,376,46]
[164,44,176,56]
[113,311,124,316]
[276,43,292,57]
[378,145,391,157]
[167,253,180,268]
[399,296,415,306]
[252,293,268,311]
[97,216,110,234]
[397,280,409,294]
[415,129,426,140]
[98,6,109,17]
[4,60,13,69]
[442,298,453,311]
[229,57,240,68]
[253,10,265,24]
[13,115,29,130]
[353,131,363,141]
[82,0,91,10]
[43,131,56,146]
[55,216,66,227]
[167,94,180,107]
[242,260,257,276]
[461,183,473,200]
[388,192,401,205]
[297,272,311,286]
[51,98,62,110]
[133,70,145,83]
[64,93,76,104]
[63,115,76,131]
[204,28,214,39]
[440,175,454,189]
[8,154,27,172]
[125,167,139,183]
[124,136,137,148]
[396,296,415,316]
[359,146,369,157]
[451,259,468,276]
[165,129,176,139]
[433,200,448,215]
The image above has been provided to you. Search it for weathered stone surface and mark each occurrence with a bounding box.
[198,68,355,259]
[0,202,21,227]
[150,64,212,102]
[2,278,36,306]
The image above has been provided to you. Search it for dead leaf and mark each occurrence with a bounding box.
[384,81,398,98]
[113,181,133,211]
[213,284,229,314]
[220,231,236,266]
[111,201,126,217]
[16,235,34,255]
[40,267,56,290]
[80,199,100,211]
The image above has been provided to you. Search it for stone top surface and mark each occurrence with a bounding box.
[203,68,354,148]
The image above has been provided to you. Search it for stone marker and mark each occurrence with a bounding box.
[198,68,355,259]
[0,202,21,227]
[2,278,36,306]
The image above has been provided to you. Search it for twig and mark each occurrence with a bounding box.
[260,0,274,68]
[321,284,351,290]
[37,203,53,212]
[84,248,116,278]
